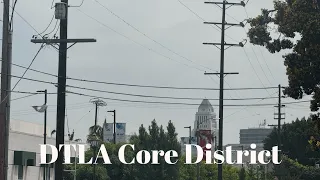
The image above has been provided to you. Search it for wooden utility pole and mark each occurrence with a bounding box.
[203,1,245,180]
[30,2,96,179]
[0,0,12,179]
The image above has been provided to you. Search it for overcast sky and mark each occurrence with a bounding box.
[3,0,313,145]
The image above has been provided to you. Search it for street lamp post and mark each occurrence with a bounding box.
[184,126,191,144]
[33,89,47,180]
[107,110,116,144]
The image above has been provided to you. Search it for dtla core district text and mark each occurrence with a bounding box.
[39,143,281,165]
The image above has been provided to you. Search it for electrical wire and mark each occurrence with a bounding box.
[11,94,37,101]
[76,9,206,72]
[2,86,279,101]
[177,0,238,42]
[43,19,59,37]
[38,14,55,35]
[67,90,309,107]
[0,44,45,105]
[0,61,280,91]
[4,72,279,91]
[9,0,18,30]
[94,0,214,72]
[69,0,85,7]
[242,48,272,96]
[243,5,276,81]
[224,91,278,121]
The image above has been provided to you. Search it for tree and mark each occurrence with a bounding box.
[274,156,320,180]
[128,119,181,180]
[87,125,103,143]
[239,167,246,180]
[178,155,240,180]
[263,117,320,165]
[247,0,320,111]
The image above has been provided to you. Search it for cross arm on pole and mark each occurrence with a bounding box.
[204,72,239,78]
[204,1,246,6]
[31,38,96,44]
[204,22,245,29]
[203,42,244,50]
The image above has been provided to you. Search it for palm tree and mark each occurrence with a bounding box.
[51,130,56,136]
[87,125,103,143]
[51,129,82,142]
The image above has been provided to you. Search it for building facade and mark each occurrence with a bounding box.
[7,120,87,180]
[239,128,273,144]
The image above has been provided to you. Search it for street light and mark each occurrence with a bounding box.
[32,89,47,180]
[107,110,116,144]
[184,126,191,144]
[89,137,100,180]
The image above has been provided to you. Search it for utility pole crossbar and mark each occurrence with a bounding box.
[29,1,96,179]
[203,1,246,180]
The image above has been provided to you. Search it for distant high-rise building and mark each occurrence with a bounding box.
[192,99,217,139]
[239,128,273,144]
[181,99,217,156]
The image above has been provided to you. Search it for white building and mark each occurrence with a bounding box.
[7,120,87,180]
[181,99,217,155]
[193,99,217,134]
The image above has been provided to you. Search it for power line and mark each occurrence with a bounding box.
[242,48,272,96]
[2,86,278,101]
[94,0,214,72]
[67,90,309,107]
[0,44,45,105]
[11,44,45,90]
[176,0,238,42]
[43,20,59,37]
[76,9,206,72]
[69,0,85,7]
[11,94,36,101]
[243,5,276,81]
[224,91,278,121]
[4,72,278,91]
[38,14,55,35]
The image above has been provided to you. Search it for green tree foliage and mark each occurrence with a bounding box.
[263,117,320,165]
[129,119,181,180]
[275,156,320,180]
[178,155,240,180]
[87,125,103,143]
[238,167,246,180]
[247,0,320,111]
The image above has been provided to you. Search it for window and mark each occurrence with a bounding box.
[18,165,23,180]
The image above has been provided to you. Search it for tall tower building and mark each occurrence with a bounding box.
[192,99,217,137]
[180,99,218,156]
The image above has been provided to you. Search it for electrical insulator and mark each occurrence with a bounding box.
[55,3,67,19]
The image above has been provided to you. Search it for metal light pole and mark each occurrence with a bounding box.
[184,126,191,144]
[33,90,48,180]
[107,110,116,144]
[38,90,47,180]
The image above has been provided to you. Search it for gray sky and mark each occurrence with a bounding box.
[5,0,312,145]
